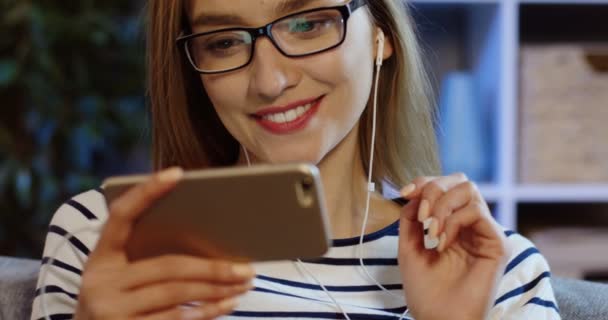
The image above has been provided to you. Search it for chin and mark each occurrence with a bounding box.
[257,147,323,165]
[252,138,327,165]
[267,153,322,165]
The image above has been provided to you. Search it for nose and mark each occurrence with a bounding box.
[248,37,300,101]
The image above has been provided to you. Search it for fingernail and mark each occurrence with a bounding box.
[180,307,205,320]
[400,184,416,197]
[159,167,184,182]
[429,218,438,239]
[423,218,439,250]
[232,264,255,277]
[418,200,429,222]
[424,235,439,250]
[422,217,438,239]
[423,218,432,234]
[438,233,447,252]
[219,298,238,309]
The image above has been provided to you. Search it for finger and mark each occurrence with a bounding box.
[125,280,252,315]
[418,173,469,223]
[438,201,502,255]
[399,197,420,223]
[94,167,184,257]
[399,176,437,199]
[398,199,425,257]
[137,297,238,320]
[122,256,255,290]
[431,181,479,238]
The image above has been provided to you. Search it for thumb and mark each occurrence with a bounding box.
[92,167,183,260]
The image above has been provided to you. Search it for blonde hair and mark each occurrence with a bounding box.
[146,0,440,188]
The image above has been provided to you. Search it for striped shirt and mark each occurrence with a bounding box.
[31,189,561,319]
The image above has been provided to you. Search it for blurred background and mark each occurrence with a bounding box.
[1,1,149,257]
[1,1,608,282]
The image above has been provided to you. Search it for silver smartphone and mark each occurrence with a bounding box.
[102,163,331,262]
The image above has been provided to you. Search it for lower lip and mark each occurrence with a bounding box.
[254,96,323,135]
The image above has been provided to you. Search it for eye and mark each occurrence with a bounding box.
[288,18,332,34]
[290,19,316,32]
[206,37,244,51]
[193,32,251,58]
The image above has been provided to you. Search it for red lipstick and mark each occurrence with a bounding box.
[253,95,324,135]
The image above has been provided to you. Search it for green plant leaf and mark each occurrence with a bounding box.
[0,60,18,85]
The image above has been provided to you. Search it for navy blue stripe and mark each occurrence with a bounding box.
[48,225,91,256]
[231,310,406,319]
[504,247,539,275]
[36,314,73,320]
[256,274,403,292]
[252,287,407,314]
[254,286,319,302]
[299,258,398,266]
[66,199,98,220]
[333,225,513,248]
[494,271,551,305]
[35,285,78,300]
[332,220,399,247]
[526,297,560,313]
[41,257,82,276]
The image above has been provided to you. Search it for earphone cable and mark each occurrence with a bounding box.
[241,33,411,318]
[357,46,411,320]
[295,259,352,320]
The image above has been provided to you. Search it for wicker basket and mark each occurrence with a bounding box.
[519,44,608,183]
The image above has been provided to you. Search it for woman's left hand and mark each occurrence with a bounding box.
[397,173,510,320]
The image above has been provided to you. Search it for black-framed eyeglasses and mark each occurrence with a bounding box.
[176,0,366,74]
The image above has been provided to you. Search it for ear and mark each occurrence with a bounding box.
[374,28,394,62]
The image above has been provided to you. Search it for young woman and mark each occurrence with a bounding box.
[32,0,560,319]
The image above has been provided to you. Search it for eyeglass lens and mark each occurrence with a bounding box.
[186,8,345,73]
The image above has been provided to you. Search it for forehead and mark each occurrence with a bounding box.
[187,0,345,28]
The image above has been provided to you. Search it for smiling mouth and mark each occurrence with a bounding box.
[251,96,324,124]
[258,102,314,124]
[250,95,325,135]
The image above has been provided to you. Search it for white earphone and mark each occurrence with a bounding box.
[240,27,411,320]
[376,29,385,67]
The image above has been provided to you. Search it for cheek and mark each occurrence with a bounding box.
[308,35,374,86]
[306,31,376,119]
[201,75,244,112]
[200,75,251,138]
[200,74,250,126]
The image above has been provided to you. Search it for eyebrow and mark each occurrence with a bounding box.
[191,0,325,28]
[276,0,321,15]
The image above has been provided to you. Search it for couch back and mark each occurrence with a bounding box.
[0,256,40,320]
[1,256,608,319]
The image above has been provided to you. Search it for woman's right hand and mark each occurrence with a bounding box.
[74,167,255,320]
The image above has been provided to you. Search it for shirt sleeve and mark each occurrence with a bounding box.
[30,189,107,320]
[488,230,561,320]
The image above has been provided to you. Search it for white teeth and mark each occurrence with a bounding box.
[285,110,297,122]
[296,106,306,117]
[276,113,286,123]
[262,102,314,124]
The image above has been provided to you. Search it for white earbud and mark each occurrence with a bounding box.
[375,29,385,67]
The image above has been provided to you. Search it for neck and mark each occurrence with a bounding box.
[316,124,399,239]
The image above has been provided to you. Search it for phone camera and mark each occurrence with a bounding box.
[301,177,313,191]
